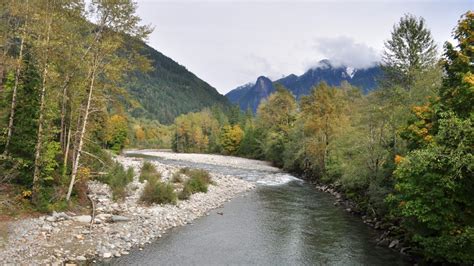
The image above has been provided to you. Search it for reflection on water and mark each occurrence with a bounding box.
[107,154,409,265]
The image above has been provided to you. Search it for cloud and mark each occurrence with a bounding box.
[311,36,381,69]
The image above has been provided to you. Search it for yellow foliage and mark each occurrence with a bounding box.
[21,190,32,198]
[78,167,91,181]
[463,72,474,86]
[394,155,404,164]
[220,125,244,154]
[135,126,146,141]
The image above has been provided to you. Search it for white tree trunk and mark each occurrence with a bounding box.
[66,64,97,201]
[3,0,28,155]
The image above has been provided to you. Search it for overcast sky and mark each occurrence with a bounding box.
[135,0,472,94]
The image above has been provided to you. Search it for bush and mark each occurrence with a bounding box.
[139,161,160,182]
[171,172,183,183]
[140,180,177,205]
[184,168,212,184]
[97,162,134,200]
[178,168,212,200]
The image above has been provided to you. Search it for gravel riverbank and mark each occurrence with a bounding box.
[0,152,255,264]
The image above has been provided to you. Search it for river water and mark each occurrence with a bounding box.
[108,154,409,265]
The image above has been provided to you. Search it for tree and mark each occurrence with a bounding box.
[389,12,474,263]
[255,85,297,166]
[298,82,349,178]
[3,0,30,156]
[219,125,244,155]
[105,114,128,153]
[66,0,151,201]
[440,11,474,118]
[382,14,438,89]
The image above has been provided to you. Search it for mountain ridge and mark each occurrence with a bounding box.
[226,60,382,112]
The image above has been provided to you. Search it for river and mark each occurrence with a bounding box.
[106,152,409,265]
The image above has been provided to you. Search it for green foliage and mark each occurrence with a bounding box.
[171,172,183,183]
[128,118,173,149]
[97,162,134,200]
[178,168,212,200]
[41,141,61,182]
[237,123,264,159]
[140,180,177,205]
[389,113,474,263]
[382,13,438,89]
[0,55,40,186]
[173,109,221,153]
[139,161,161,182]
[388,12,474,263]
[124,41,230,124]
[440,11,474,118]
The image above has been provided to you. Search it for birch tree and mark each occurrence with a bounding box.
[66,0,151,201]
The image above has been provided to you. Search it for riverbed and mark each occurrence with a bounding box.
[107,150,409,265]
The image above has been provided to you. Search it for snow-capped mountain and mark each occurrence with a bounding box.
[225,59,382,112]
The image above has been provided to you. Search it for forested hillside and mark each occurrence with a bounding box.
[172,12,474,263]
[125,40,230,124]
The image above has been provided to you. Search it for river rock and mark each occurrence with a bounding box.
[53,212,70,221]
[389,239,400,249]
[41,224,52,231]
[111,215,130,223]
[73,215,92,223]
[46,216,56,222]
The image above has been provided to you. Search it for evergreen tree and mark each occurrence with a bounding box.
[382,14,438,89]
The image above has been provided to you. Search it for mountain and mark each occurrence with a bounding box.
[226,76,275,112]
[226,60,382,112]
[124,41,231,124]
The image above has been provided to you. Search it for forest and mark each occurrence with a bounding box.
[0,0,472,263]
[0,0,155,209]
[170,13,474,263]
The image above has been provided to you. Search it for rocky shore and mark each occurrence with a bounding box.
[0,153,255,264]
[312,183,412,258]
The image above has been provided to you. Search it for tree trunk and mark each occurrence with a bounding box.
[59,78,70,152]
[32,10,52,199]
[66,63,97,201]
[62,120,72,178]
[3,1,28,155]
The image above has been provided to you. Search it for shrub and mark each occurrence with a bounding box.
[178,168,212,200]
[186,169,212,184]
[139,161,160,182]
[171,172,183,183]
[140,180,177,205]
[97,162,134,200]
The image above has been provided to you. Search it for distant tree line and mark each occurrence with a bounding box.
[171,13,474,263]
